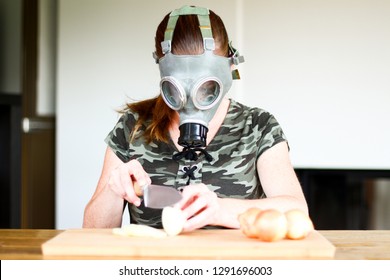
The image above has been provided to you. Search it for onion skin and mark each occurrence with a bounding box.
[238,208,262,238]
[253,209,288,242]
[238,208,315,242]
[285,209,314,240]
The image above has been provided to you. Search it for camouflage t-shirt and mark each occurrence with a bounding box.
[105,99,287,228]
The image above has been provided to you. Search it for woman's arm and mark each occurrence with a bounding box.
[255,141,308,213]
[82,147,151,228]
[177,141,308,231]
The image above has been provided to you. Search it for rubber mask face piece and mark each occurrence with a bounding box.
[159,51,233,148]
[154,6,243,152]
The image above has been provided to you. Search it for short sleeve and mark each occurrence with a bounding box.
[252,110,288,158]
[104,113,135,162]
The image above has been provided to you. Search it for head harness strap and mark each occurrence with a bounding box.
[161,5,215,54]
[153,5,245,80]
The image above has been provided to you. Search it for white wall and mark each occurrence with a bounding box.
[240,0,390,170]
[57,0,390,229]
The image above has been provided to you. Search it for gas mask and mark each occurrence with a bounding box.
[154,6,244,161]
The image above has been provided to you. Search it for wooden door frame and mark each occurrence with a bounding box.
[21,0,56,229]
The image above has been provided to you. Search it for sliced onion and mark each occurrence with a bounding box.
[113,224,167,238]
[162,206,186,236]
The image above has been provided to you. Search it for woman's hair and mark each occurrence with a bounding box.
[126,9,230,144]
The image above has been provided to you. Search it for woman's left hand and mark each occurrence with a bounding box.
[174,183,220,232]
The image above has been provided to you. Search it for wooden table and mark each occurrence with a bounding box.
[0,229,389,260]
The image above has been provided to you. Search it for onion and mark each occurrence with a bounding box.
[285,209,314,240]
[253,209,288,242]
[113,224,167,238]
[162,206,186,236]
[238,207,262,238]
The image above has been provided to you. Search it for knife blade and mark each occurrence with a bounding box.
[134,183,182,209]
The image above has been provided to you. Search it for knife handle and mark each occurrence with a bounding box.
[133,182,144,196]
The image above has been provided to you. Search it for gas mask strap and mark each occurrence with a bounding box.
[163,16,179,50]
[162,5,214,55]
[228,41,245,80]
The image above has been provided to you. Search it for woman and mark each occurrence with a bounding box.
[83,6,308,231]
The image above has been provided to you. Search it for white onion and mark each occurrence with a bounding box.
[162,206,186,236]
[113,224,167,238]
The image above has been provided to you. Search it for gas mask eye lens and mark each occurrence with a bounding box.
[160,77,186,110]
[193,78,222,109]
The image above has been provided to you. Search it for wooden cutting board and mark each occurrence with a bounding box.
[41,229,335,259]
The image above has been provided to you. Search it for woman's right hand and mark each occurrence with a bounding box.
[84,148,151,228]
[106,159,151,207]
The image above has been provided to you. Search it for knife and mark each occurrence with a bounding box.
[134,183,182,209]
